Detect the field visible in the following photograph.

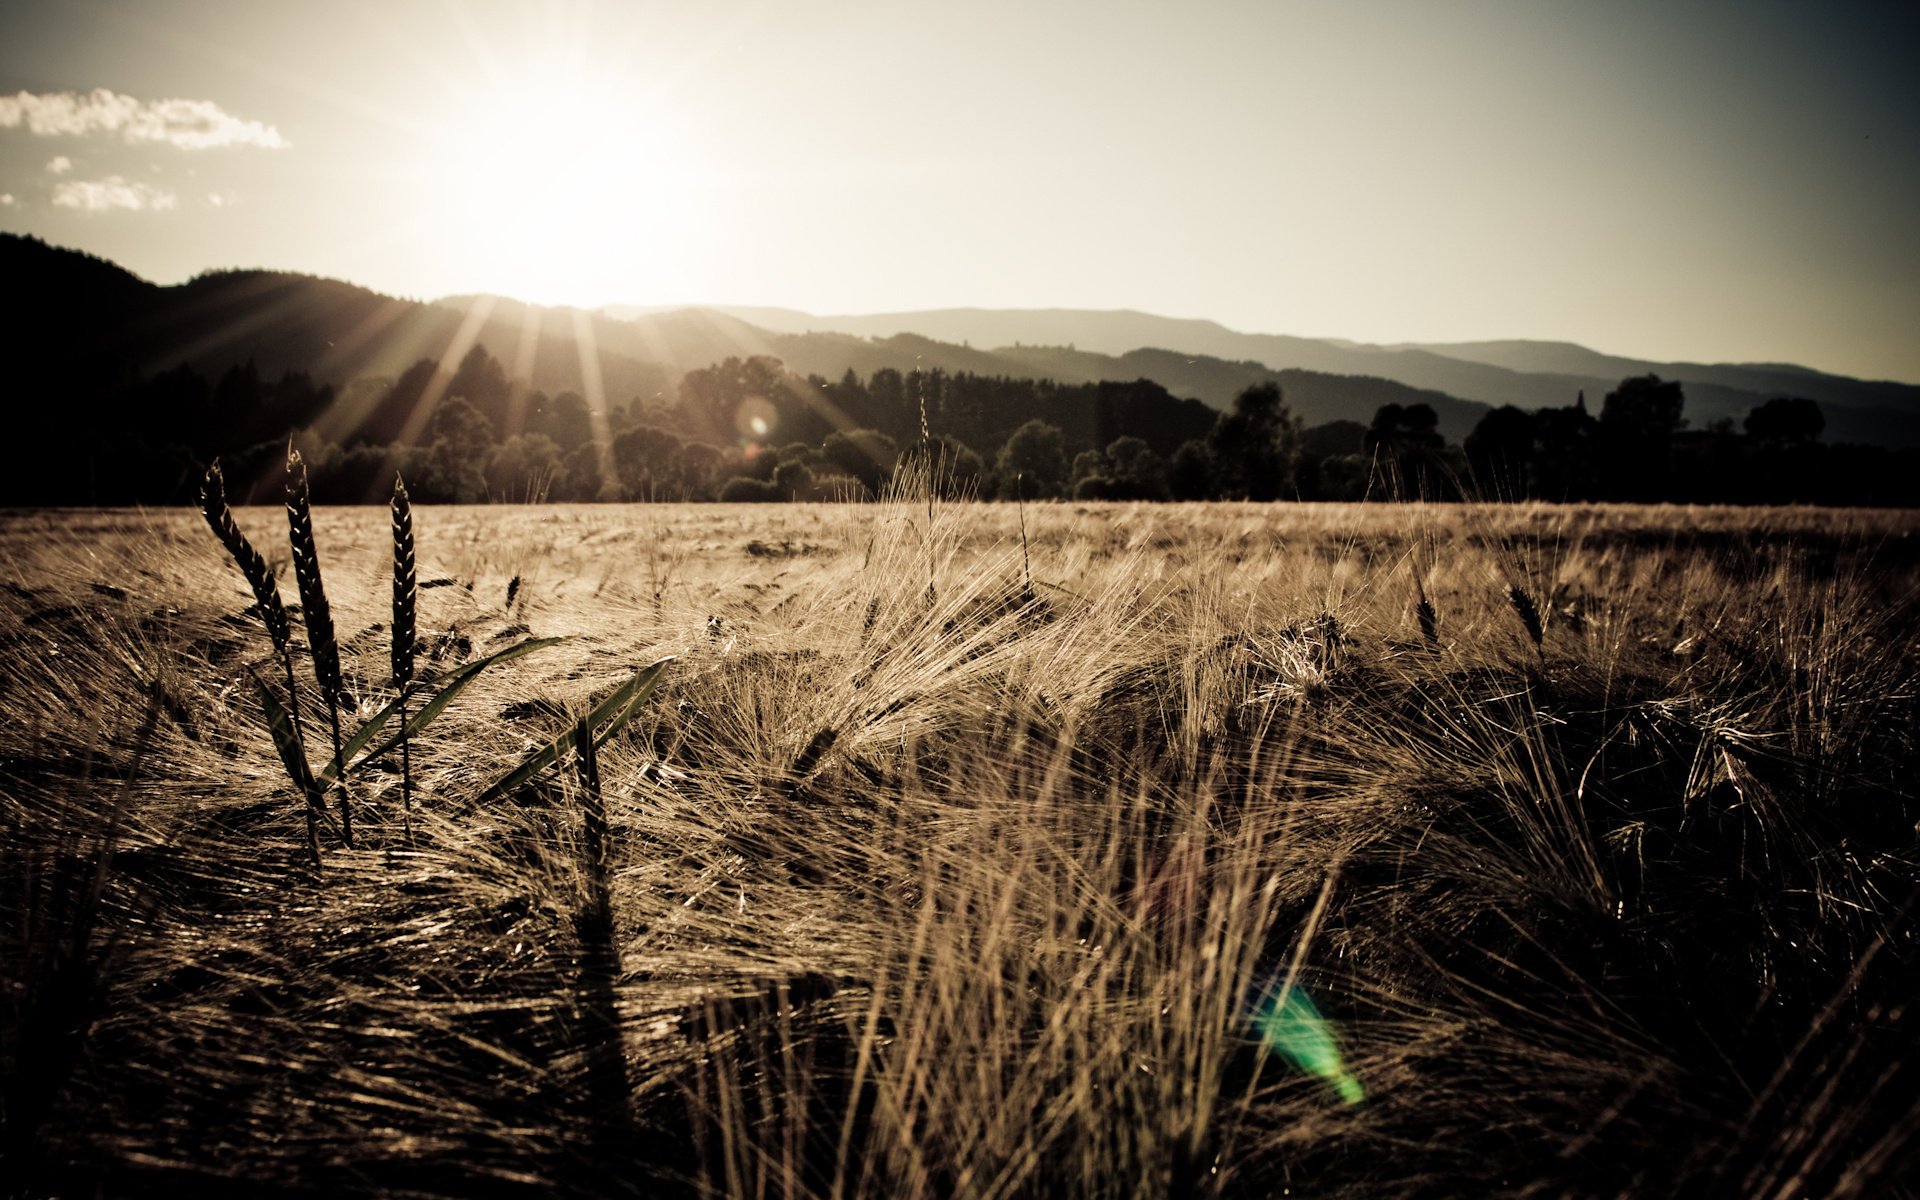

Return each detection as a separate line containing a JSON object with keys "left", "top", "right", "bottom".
{"left": 4, "top": 495, "right": 1918, "bottom": 1198}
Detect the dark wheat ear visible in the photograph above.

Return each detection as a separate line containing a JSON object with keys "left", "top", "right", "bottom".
{"left": 200, "top": 461, "right": 291, "bottom": 655}
{"left": 1412, "top": 569, "right": 1439, "bottom": 646}
{"left": 391, "top": 472, "right": 418, "bottom": 842}
{"left": 391, "top": 474, "right": 417, "bottom": 689}
{"left": 1506, "top": 583, "right": 1545, "bottom": 648}
{"left": 285, "top": 447, "right": 343, "bottom": 703}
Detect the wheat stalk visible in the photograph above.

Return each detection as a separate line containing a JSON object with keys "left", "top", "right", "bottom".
{"left": 391, "top": 473, "right": 417, "bottom": 842}
{"left": 286, "top": 445, "right": 352, "bottom": 847}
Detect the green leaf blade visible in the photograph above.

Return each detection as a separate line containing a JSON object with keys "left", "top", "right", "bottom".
{"left": 473, "top": 657, "right": 672, "bottom": 808}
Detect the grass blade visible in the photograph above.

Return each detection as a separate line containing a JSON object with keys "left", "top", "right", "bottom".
{"left": 318, "top": 636, "right": 565, "bottom": 788}
{"left": 473, "top": 657, "right": 672, "bottom": 808}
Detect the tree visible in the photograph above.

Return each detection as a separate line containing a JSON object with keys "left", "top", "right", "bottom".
{"left": 611, "top": 424, "right": 685, "bottom": 500}
{"left": 532, "top": 390, "right": 595, "bottom": 454}
{"left": 1167, "top": 440, "right": 1215, "bottom": 500}
{"left": 1744, "top": 397, "right": 1823, "bottom": 445}
{"left": 559, "top": 441, "right": 609, "bottom": 501}
{"left": 1530, "top": 402, "right": 1599, "bottom": 500}
{"left": 421, "top": 397, "right": 495, "bottom": 502}
{"left": 677, "top": 442, "right": 726, "bottom": 500}
{"left": 1103, "top": 436, "right": 1168, "bottom": 500}
{"left": 822, "top": 428, "right": 899, "bottom": 496}
{"left": 486, "top": 433, "right": 562, "bottom": 502}
{"left": 449, "top": 343, "right": 512, "bottom": 431}
{"left": 773, "top": 458, "right": 813, "bottom": 499}
{"left": 904, "top": 434, "right": 986, "bottom": 498}
{"left": 1464, "top": 405, "right": 1536, "bottom": 498}
{"left": 1069, "top": 449, "right": 1109, "bottom": 489}
{"left": 1207, "top": 382, "right": 1300, "bottom": 500}
{"left": 719, "top": 476, "right": 783, "bottom": 502}
{"left": 1598, "top": 375, "right": 1686, "bottom": 499}
{"left": 1363, "top": 403, "right": 1446, "bottom": 499}
{"left": 996, "top": 420, "right": 1069, "bottom": 497}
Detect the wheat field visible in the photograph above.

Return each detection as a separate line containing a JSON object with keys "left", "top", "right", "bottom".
{"left": 3, "top": 492, "right": 1917, "bottom": 1198}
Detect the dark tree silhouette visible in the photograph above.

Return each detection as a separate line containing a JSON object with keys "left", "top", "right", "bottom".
{"left": 1207, "top": 382, "right": 1300, "bottom": 500}
{"left": 822, "top": 429, "right": 900, "bottom": 496}
{"left": 1599, "top": 375, "right": 1686, "bottom": 500}
{"left": 1531, "top": 400, "right": 1600, "bottom": 500}
{"left": 1100, "top": 436, "right": 1169, "bottom": 499}
{"left": 1745, "top": 397, "right": 1824, "bottom": 445}
{"left": 1465, "top": 405, "right": 1538, "bottom": 497}
{"left": 903, "top": 434, "right": 986, "bottom": 498}
{"left": 997, "top": 420, "right": 1070, "bottom": 498}
{"left": 1167, "top": 440, "right": 1214, "bottom": 500}
{"left": 1365, "top": 403, "right": 1447, "bottom": 499}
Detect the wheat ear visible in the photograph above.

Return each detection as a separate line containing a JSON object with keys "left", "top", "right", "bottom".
{"left": 201, "top": 461, "right": 307, "bottom": 737}
{"left": 201, "top": 462, "right": 291, "bottom": 655}
{"left": 391, "top": 473, "right": 417, "bottom": 842}
{"left": 1506, "top": 583, "right": 1545, "bottom": 649}
{"left": 287, "top": 446, "right": 353, "bottom": 847}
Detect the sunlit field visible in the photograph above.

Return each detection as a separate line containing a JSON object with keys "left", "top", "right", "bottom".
{"left": 4, "top": 493, "right": 1918, "bottom": 1198}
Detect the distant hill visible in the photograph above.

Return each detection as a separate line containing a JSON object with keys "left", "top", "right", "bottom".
{"left": 0, "top": 235, "right": 677, "bottom": 408}
{"left": 678, "top": 306, "right": 1920, "bottom": 446}
{"left": 3, "top": 235, "right": 1500, "bottom": 443}
{"left": 9, "top": 233, "right": 1917, "bottom": 454}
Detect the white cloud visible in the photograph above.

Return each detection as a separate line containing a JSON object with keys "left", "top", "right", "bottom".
{"left": 51, "top": 175, "right": 178, "bottom": 213}
{"left": 0, "top": 88, "right": 288, "bottom": 150}
{"left": 47, "top": 155, "right": 72, "bottom": 175}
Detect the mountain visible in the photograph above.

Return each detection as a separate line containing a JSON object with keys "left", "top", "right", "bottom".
{"left": 9, "top": 233, "right": 1917, "bottom": 456}
{"left": 5, "top": 234, "right": 1501, "bottom": 442}
{"left": 680, "top": 306, "right": 1920, "bottom": 446}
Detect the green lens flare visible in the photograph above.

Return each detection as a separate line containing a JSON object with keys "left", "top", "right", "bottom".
{"left": 1252, "top": 985, "right": 1365, "bottom": 1105}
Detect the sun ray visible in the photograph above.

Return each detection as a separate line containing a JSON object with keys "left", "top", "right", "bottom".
{"left": 389, "top": 293, "right": 497, "bottom": 450}
{"left": 505, "top": 300, "right": 543, "bottom": 439}
{"left": 570, "top": 307, "right": 617, "bottom": 492}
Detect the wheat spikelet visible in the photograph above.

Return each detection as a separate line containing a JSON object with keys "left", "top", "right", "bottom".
{"left": 391, "top": 473, "right": 417, "bottom": 842}
{"left": 390, "top": 475, "right": 417, "bottom": 689}
{"left": 286, "top": 446, "right": 352, "bottom": 846}
{"left": 1507, "top": 583, "right": 1545, "bottom": 648}
{"left": 285, "top": 447, "right": 343, "bottom": 703}
{"left": 1412, "top": 568, "right": 1439, "bottom": 646}
{"left": 198, "top": 462, "right": 290, "bottom": 655}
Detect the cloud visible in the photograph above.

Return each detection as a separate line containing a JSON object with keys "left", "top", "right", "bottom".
{"left": 0, "top": 194, "right": 14, "bottom": 207}
{"left": 47, "top": 155, "right": 72, "bottom": 174}
{"left": 51, "top": 175, "right": 178, "bottom": 213}
{"left": 0, "top": 88, "right": 288, "bottom": 150}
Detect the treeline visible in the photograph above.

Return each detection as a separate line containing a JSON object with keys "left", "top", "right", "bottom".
{"left": 5, "top": 343, "right": 1917, "bottom": 505}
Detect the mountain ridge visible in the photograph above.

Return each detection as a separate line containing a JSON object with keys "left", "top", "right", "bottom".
{"left": 647, "top": 304, "right": 1920, "bottom": 443}
{"left": 7, "top": 234, "right": 1917, "bottom": 448}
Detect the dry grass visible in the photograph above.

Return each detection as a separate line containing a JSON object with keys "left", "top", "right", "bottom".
{"left": 2, "top": 495, "right": 1918, "bottom": 1198}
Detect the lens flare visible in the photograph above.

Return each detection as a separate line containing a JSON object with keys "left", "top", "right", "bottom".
{"left": 733, "top": 396, "right": 778, "bottom": 443}
{"left": 1251, "top": 985, "right": 1364, "bottom": 1105}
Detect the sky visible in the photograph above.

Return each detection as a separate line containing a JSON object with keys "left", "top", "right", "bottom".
{"left": 2, "top": 0, "right": 1917, "bottom": 382}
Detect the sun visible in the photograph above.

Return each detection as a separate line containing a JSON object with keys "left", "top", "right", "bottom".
{"left": 427, "top": 70, "right": 701, "bottom": 304}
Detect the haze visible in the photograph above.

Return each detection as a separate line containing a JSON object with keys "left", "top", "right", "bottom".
{"left": 2, "top": 0, "right": 1916, "bottom": 382}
